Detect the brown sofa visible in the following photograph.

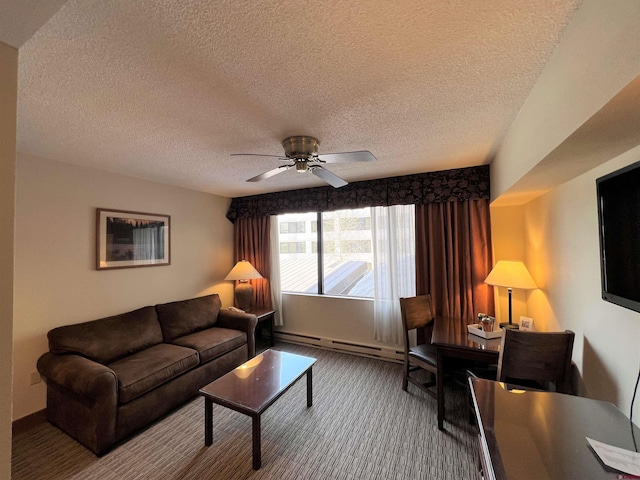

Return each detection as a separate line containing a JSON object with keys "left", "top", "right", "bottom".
{"left": 36, "top": 294, "right": 257, "bottom": 455}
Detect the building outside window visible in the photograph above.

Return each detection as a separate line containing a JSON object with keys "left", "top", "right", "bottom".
{"left": 311, "top": 219, "right": 334, "bottom": 233}
{"left": 277, "top": 208, "right": 373, "bottom": 297}
{"left": 280, "top": 221, "right": 305, "bottom": 234}
{"left": 279, "top": 242, "right": 306, "bottom": 254}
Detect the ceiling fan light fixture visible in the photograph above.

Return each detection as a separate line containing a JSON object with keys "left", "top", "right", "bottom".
{"left": 234, "top": 135, "right": 376, "bottom": 188}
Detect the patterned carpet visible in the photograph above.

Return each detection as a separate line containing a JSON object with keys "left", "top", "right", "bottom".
{"left": 12, "top": 343, "right": 478, "bottom": 479}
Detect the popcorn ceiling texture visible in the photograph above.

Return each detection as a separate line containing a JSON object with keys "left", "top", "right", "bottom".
{"left": 15, "top": 0, "right": 580, "bottom": 197}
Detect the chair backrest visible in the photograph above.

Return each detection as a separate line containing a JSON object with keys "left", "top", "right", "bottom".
{"left": 399, "top": 295, "right": 435, "bottom": 349}
{"left": 497, "top": 329, "right": 575, "bottom": 394}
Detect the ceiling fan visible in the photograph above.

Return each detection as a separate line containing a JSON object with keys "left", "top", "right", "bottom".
{"left": 231, "top": 136, "right": 376, "bottom": 188}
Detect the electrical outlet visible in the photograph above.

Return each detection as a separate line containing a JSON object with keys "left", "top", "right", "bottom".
{"left": 30, "top": 371, "right": 41, "bottom": 385}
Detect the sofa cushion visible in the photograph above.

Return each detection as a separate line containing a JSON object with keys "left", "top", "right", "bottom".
{"left": 48, "top": 306, "right": 163, "bottom": 364}
{"left": 155, "top": 294, "right": 222, "bottom": 342}
{"left": 108, "top": 343, "right": 199, "bottom": 404}
{"left": 171, "top": 327, "right": 246, "bottom": 364}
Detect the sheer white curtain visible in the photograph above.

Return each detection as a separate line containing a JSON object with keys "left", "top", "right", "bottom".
{"left": 269, "top": 216, "right": 284, "bottom": 326}
{"left": 372, "top": 204, "right": 416, "bottom": 345}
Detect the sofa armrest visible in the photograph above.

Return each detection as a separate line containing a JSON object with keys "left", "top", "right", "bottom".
{"left": 37, "top": 352, "right": 119, "bottom": 454}
{"left": 217, "top": 310, "right": 258, "bottom": 358}
{"left": 37, "top": 352, "right": 117, "bottom": 400}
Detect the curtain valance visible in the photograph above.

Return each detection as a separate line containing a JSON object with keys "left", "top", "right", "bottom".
{"left": 226, "top": 165, "right": 489, "bottom": 222}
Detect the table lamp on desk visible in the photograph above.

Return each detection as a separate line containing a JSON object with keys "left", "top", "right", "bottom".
{"left": 484, "top": 260, "right": 537, "bottom": 329}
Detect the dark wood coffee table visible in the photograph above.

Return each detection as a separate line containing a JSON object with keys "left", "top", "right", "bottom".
{"left": 199, "top": 349, "right": 316, "bottom": 469}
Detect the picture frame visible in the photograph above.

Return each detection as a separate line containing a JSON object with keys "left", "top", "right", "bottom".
{"left": 96, "top": 208, "right": 171, "bottom": 270}
{"left": 519, "top": 316, "right": 535, "bottom": 331}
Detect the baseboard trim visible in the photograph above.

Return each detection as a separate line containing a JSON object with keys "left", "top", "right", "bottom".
{"left": 274, "top": 331, "right": 403, "bottom": 363}
{"left": 13, "top": 409, "right": 47, "bottom": 434}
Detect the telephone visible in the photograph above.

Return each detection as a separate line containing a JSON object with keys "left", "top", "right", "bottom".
{"left": 226, "top": 307, "right": 245, "bottom": 313}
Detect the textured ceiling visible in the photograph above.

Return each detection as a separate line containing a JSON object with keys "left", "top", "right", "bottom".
{"left": 12, "top": 0, "right": 581, "bottom": 198}
{"left": 0, "top": 0, "right": 66, "bottom": 49}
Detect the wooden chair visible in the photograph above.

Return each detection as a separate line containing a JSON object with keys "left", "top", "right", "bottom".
{"left": 497, "top": 328, "right": 575, "bottom": 394}
{"left": 400, "top": 295, "right": 437, "bottom": 398}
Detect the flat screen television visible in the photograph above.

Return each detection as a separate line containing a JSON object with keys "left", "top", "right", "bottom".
{"left": 597, "top": 160, "right": 640, "bottom": 313}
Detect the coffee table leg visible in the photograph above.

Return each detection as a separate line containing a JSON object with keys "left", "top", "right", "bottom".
{"left": 204, "top": 398, "right": 213, "bottom": 446}
{"left": 307, "top": 367, "right": 313, "bottom": 407}
{"left": 252, "top": 414, "right": 261, "bottom": 470}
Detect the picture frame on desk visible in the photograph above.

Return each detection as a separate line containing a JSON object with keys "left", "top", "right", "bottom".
{"left": 520, "top": 316, "right": 535, "bottom": 331}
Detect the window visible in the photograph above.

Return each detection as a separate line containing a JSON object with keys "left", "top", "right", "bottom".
{"left": 340, "top": 240, "right": 371, "bottom": 253}
{"left": 311, "top": 240, "right": 335, "bottom": 254}
{"left": 279, "top": 242, "right": 306, "bottom": 253}
{"left": 280, "top": 221, "right": 305, "bottom": 234}
{"left": 277, "top": 208, "right": 373, "bottom": 297}
{"left": 311, "top": 219, "right": 335, "bottom": 233}
{"left": 339, "top": 217, "right": 371, "bottom": 230}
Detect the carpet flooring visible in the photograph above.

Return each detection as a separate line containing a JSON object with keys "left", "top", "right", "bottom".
{"left": 12, "top": 342, "right": 478, "bottom": 479}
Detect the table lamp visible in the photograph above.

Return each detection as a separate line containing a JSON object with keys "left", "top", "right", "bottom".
{"left": 484, "top": 260, "right": 537, "bottom": 329}
{"left": 224, "top": 260, "right": 263, "bottom": 311}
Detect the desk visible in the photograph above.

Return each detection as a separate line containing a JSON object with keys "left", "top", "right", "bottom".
{"left": 431, "top": 316, "right": 500, "bottom": 430}
{"left": 470, "top": 377, "right": 640, "bottom": 479}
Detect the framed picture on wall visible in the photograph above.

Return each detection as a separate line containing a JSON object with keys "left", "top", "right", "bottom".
{"left": 96, "top": 208, "right": 171, "bottom": 270}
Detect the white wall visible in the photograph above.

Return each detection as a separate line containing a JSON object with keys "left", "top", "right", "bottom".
{"left": 13, "top": 154, "right": 234, "bottom": 420}
{"left": 523, "top": 146, "right": 640, "bottom": 416}
{"left": 278, "top": 293, "right": 387, "bottom": 348}
{"left": 0, "top": 40, "right": 17, "bottom": 480}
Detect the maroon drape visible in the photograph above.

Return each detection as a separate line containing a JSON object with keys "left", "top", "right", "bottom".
{"left": 233, "top": 217, "right": 272, "bottom": 310}
{"left": 415, "top": 199, "right": 494, "bottom": 343}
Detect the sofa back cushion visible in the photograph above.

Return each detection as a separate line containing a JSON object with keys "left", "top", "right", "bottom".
{"left": 48, "top": 306, "right": 163, "bottom": 364}
{"left": 155, "top": 294, "right": 222, "bottom": 342}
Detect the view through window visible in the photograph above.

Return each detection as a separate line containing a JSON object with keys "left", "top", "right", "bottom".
{"left": 278, "top": 208, "right": 373, "bottom": 297}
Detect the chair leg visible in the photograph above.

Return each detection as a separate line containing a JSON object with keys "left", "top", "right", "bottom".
{"left": 402, "top": 357, "right": 409, "bottom": 391}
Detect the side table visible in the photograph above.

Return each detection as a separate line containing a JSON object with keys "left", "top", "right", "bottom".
{"left": 249, "top": 307, "right": 277, "bottom": 348}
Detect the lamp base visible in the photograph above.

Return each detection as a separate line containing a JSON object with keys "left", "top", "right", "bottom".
{"left": 234, "top": 282, "right": 253, "bottom": 312}
{"left": 500, "top": 322, "right": 519, "bottom": 330}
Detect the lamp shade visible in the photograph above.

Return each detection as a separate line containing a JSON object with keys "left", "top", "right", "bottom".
{"left": 224, "top": 260, "right": 263, "bottom": 311}
{"left": 224, "top": 260, "right": 263, "bottom": 281}
{"left": 484, "top": 260, "right": 537, "bottom": 290}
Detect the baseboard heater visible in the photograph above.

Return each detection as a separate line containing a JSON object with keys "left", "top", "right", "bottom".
{"left": 274, "top": 331, "right": 404, "bottom": 363}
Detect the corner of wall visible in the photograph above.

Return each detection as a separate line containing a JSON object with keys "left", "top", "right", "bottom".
{"left": 0, "top": 40, "right": 18, "bottom": 480}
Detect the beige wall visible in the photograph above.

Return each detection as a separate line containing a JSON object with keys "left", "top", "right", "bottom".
{"left": 0, "top": 41, "right": 17, "bottom": 480}
{"left": 488, "top": 0, "right": 640, "bottom": 418}
{"left": 523, "top": 145, "right": 640, "bottom": 416}
{"left": 491, "top": 0, "right": 640, "bottom": 202}
{"left": 13, "top": 154, "right": 234, "bottom": 420}
{"left": 489, "top": 205, "right": 529, "bottom": 325}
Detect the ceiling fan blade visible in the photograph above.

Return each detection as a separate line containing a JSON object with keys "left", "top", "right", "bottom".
{"left": 311, "top": 166, "right": 348, "bottom": 188}
{"left": 247, "top": 165, "right": 292, "bottom": 182}
{"left": 231, "top": 153, "right": 287, "bottom": 159}
{"left": 315, "top": 150, "right": 376, "bottom": 163}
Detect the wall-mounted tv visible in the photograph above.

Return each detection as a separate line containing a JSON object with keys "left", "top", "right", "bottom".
{"left": 597, "top": 160, "right": 640, "bottom": 313}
